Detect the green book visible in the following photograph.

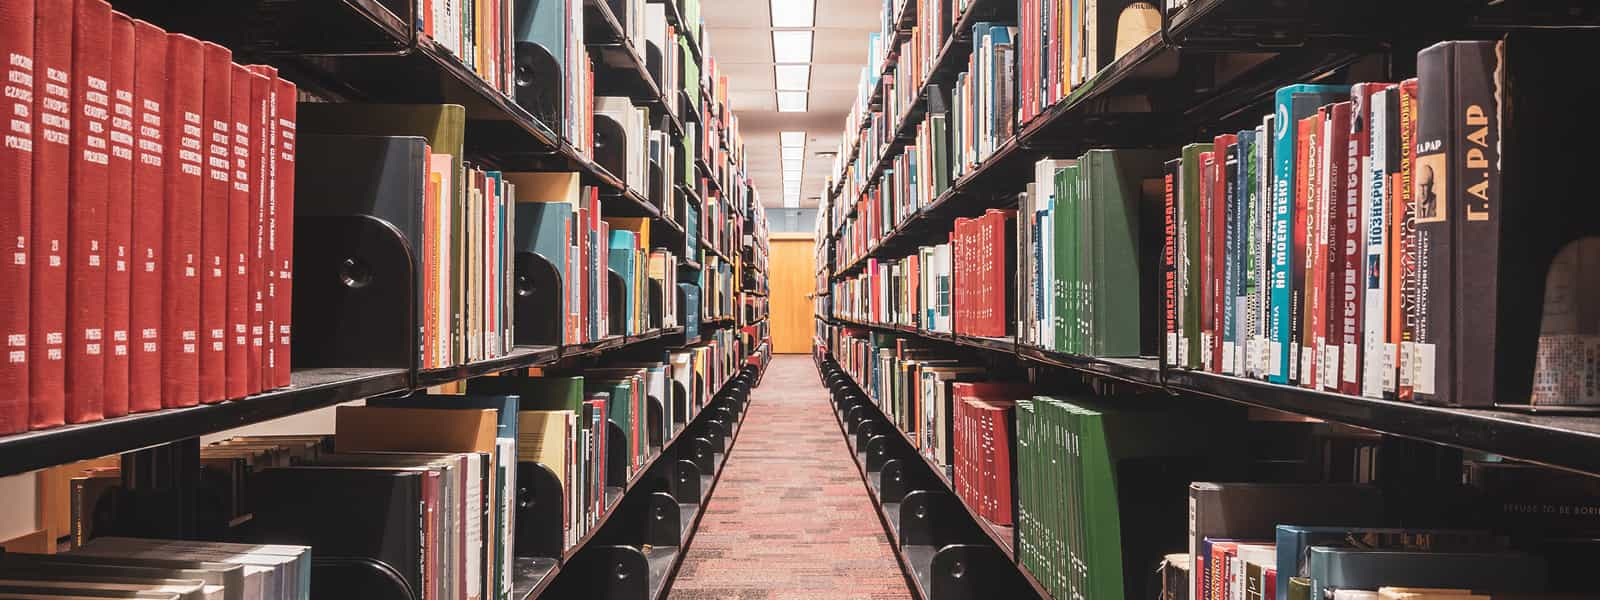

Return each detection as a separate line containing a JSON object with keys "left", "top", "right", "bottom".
{"left": 1081, "top": 149, "right": 1168, "bottom": 357}
{"left": 1179, "top": 143, "right": 1214, "bottom": 369}
{"left": 469, "top": 375, "right": 585, "bottom": 413}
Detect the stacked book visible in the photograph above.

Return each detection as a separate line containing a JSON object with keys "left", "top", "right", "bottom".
{"left": 0, "top": 536, "right": 311, "bottom": 599}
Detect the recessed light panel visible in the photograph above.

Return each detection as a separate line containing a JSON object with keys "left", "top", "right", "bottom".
{"left": 771, "top": 31, "right": 813, "bottom": 64}
{"left": 780, "top": 131, "right": 806, "bottom": 147}
{"left": 774, "top": 65, "right": 810, "bottom": 91}
{"left": 776, "top": 91, "right": 807, "bottom": 112}
{"left": 770, "top": 0, "right": 815, "bottom": 27}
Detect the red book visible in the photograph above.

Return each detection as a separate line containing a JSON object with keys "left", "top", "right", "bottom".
{"left": 1308, "top": 107, "right": 1331, "bottom": 391}
{"left": 1295, "top": 113, "right": 1320, "bottom": 389}
{"left": 247, "top": 65, "right": 278, "bottom": 392}
{"left": 64, "top": 0, "right": 112, "bottom": 424}
{"left": 0, "top": 0, "right": 34, "bottom": 433}
{"left": 271, "top": 76, "right": 294, "bottom": 388}
{"left": 245, "top": 65, "right": 274, "bottom": 394}
{"left": 1394, "top": 79, "right": 1420, "bottom": 401}
{"left": 1322, "top": 102, "right": 1353, "bottom": 393}
{"left": 421, "top": 147, "right": 437, "bottom": 369}
{"left": 103, "top": 13, "right": 134, "bottom": 418}
{"left": 160, "top": 32, "right": 203, "bottom": 409}
{"left": 31, "top": 0, "right": 73, "bottom": 429}
{"left": 1211, "top": 133, "right": 1237, "bottom": 374}
{"left": 128, "top": 20, "right": 166, "bottom": 413}
{"left": 198, "top": 42, "right": 231, "bottom": 404}
{"left": 226, "top": 64, "right": 256, "bottom": 398}
{"left": 1197, "top": 151, "right": 1215, "bottom": 373}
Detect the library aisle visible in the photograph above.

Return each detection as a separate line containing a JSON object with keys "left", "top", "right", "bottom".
{"left": 669, "top": 356, "right": 912, "bottom": 600}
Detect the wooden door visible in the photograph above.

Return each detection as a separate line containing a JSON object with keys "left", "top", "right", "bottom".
{"left": 768, "top": 233, "right": 815, "bottom": 353}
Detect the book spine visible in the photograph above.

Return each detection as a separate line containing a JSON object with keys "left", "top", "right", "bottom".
{"left": 259, "top": 67, "right": 278, "bottom": 389}
{"left": 1222, "top": 139, "right": 1239, "bottom": 375}
{"left": 1255, "top": 118, "right": 1273, "bottom": 379}
{"left": 1449, "top": 41, "right": 1502, "bottom": 407}
{"left": 65, "top": 0, "right": 111, "bottom": 423}
{"left": 1394, "top": 79, "right": 1420, "bottom": 400}
{"left": 1414, "top": 44, "right": 1459, "bottom": 405}
{"left": 1199, "top": 151, "right": 1215, "bottom": 372}
{"left": 1360, "top": 85, "right": 1393, "bottom": 399}
{"left": 1293, "top": 114, "right": 1316, "bottom": 387}
{"left": 273, "top": 78, "right": 295, "bottom": 389}
{"left": 1163, "top": 160, "right": 1178, "bottom": 366}
{"left": 247, "top": 66, "right": 273, "bottom": 393}
{"left": 104, "top": 14, "right": 134, "bottom": 418}
{"left": 1341, "top": 95, "right": 1368, "bottom": 396}
{"left": 1270, "top": 95, "right": 1295, "bottom": 384}
{"left": 161, "top": 33, "right": 204, "bottom": 409}
{"left": 1322, "top": 102, "right": 1352, "bottom": 393}
{"left": 31, "top": 0, "right": 73, "bottom": 428}
{"left": 227, "top": 65, "right": 252, "bottom": 397}
{"left": 1, "top": 0, "right": 33, "bottom": 433}
{"left": 129, "top": 21, "right": 166, "bottom": 414}
{"left": 198, "top": 42, "right": 230, "bottom": 404}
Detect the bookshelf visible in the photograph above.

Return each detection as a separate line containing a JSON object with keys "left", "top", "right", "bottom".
{"left": 817, "top": 0, "right": 1600, "bottom": 475}
{"left": 816, "top": 1, "right": 1600, "bottom": 598}
{"left": 0, "top": 0, "right": 774, "bottom": 597}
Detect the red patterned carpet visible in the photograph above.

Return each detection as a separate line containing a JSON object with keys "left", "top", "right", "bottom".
{"left": 667, "top": 355, "right": 913, "bottom": 600}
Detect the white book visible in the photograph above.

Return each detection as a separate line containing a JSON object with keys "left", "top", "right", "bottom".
{"left": 1362, "top": 88, "right": 1394, "bottom": 398}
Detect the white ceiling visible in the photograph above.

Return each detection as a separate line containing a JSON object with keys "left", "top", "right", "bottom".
{"left": 702, "top": 0, "right": 880, "bottom": 208}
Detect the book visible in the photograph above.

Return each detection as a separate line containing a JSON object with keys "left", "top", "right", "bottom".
{"left": 197, "top": 41, "right": 230, "bottom": 406}
{"left": 1188, "top": 483, "right": 1382, "bottom": 600}
{"left": 64, "top": 0, "right": 111, "bottom": 423}
{"left": 160, "top": 32, "right": 204, "bottom": 409}
{"left": 1305, "top": 547, "right": 1546, "bottom": 599}
{"left": 30, "top": 0, "right": 72, "bottom": 428}
{"left": 0, "top": 0, "right": 34, "bottom": 433}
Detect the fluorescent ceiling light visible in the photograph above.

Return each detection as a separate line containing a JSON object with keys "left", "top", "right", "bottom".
{"left": 771, "top": 31, "right": 813, "bottom": 64}
{"left": 783, "top": 158, "right": 803, "bottom": 171}
{"left": 782, "top": 147, "right": 803, "bottom": 161}
{"left": 784, "top": 174, "right": 802, "bottom": 184}
{"left": 783, "top": 196, "right": 800, "bottom": 208}
{"left": 770, "top": 0, "right": 815, "bottom": 27}
{"left": 774, "top": 65, "right": 810, "bottom": 91}
{"left": 780, "top": 131, "right": 806, "bottom": 147}
{"left": 776, "top": 91, "right": 807, "bottom": 112}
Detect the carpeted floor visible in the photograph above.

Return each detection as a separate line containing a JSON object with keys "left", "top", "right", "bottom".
{"left": 667, "top": 355, "right": 913, "bottom": 600}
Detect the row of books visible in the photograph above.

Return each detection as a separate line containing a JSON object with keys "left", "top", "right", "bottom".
{"left": 1014, "top": 0, "right": 1160, "bottom": 126}
{"left": 699, "top": 256, "right": 735, "bottom": 322}
{"left": 823, "top": 326, "right": 1599, "bottom": 599}
{"left": 833, "top": 34, "right": 1600, "bottom": 409}
{"left": 518, "top": 0, "right": 592, "bottom": 156}
{"left": 1020, "top": 150, "right": 1165, "bottom": 358}
{"left": 1, "top": 1, "right": 297, "bottom": 434}
{"left": 415, "top": 0, "right": 517, "bottom": 97}
{"left": 65, "top": 333, "right": 750, "bottom": 600}
{"left": 1164, "top": 38, "right": 1597, "bottom": 407}
{"left": 297, "top": 104, "right": 519, "bottom": 368}
{"left": 0, "top": 536, "right": 311, "bottom": 600}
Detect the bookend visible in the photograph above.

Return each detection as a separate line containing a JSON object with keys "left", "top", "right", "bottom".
{"left": 608, "top": 269, "right": 627, "bottom": 337}
{"left": 310, "top": 556, "right": 416, "bottom": 600}
{"left": 513, "top": 38, "right": 564, "bottom": 128}
{"left": 544, "top": 545, "right": 650, "bottom": 600}
{"left": 672, "top": 459, "right": 703, "bottom": 501}
{"left": 900, "top": 490, "right": 1031, "bottom": 599}
{"left": 647, "top": 395, "right": 665, "bottom": 450}
{"left": 648, "top": 280, "right": 665, "bottom": 330}
{"left": 513, "top": 461, "right": 566, "bottom": 560}
{"left": 593, "top": 114, "right": 629, "bottom": 179}
{"left": 682, "top": 436, "right": 715, "bottom": 476}
{"left": 672, "top": 379, "right": 690, "bottom": 431}
{"left": 513, "top": 244, "right": 565, "bottom": 346}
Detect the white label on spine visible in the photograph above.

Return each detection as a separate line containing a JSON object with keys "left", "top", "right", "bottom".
{"left": 1414, "top": 342, "right": 1437, "bottom": 395}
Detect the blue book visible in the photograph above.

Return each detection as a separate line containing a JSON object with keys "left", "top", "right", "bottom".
{"left": 1268, "top": 84, "right": 1347, "bottom": 383}
{"left": 1306, "top": 547, "right": 1545, "bottom": 599}
{"left": 608, "top": 230, "right": 638, "bottom": 334}
{"left": 1274, "top": 525, "right": 1505, "bottom": 600}
{"left": 679, "top": 283, "right": 700, "bottom": 339}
